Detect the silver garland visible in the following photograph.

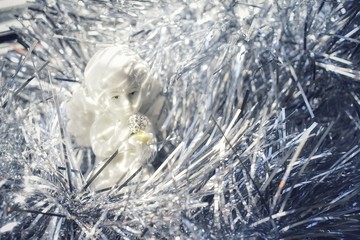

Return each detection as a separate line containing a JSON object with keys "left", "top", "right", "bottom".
{"left": 0, "top": 0, "right": 359, "bottom": 239}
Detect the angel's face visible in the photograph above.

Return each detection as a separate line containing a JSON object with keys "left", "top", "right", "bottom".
{"left": 84, "top": 46, "right": 150, "bottom": 116}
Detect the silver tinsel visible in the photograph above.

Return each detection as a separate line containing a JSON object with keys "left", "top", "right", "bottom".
{"left": 1, "top": 0, "right": 359, "bottom": 239}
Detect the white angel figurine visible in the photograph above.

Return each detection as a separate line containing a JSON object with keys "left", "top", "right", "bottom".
{"left": 66, "top": 45, "right": 157, "bottom": 191}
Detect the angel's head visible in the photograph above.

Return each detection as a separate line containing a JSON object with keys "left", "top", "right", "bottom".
{"left": 84, "top": 45, "right": 151, "bottom": 116}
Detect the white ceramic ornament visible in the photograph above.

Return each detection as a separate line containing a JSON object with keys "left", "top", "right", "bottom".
{"left": 66, "top": 45, "right": 156, "bottom": 191}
